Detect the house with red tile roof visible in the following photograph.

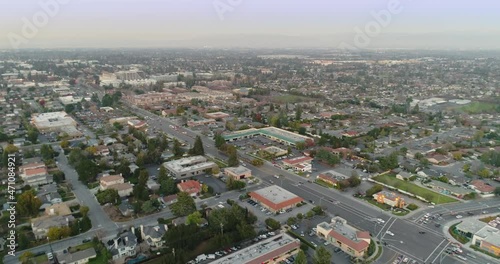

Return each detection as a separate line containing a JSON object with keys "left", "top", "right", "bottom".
{"left": 470, "top": 180, "right": 495, "bottom": 196}
{"left": 316, "top": 217, "right": 371, "bottom": 259}
{"left": 177, "top": 180, "right": 202, "bottom": 197}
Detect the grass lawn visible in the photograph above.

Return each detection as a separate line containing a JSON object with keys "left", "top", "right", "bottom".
{"left": 68, "top": 242, "right": 94, "bottom": 253}
{"left": 372, "top": 174, "right": 457, "bottom": 204}
{"left": 459, "top": 102, "right": 499, "bottom": 114}
{"left": 479, "top": 215, "right": 499, "bottom": 223}
{"left": 392, "top": 208, "right": 410, "bottom": 216}
{"left": 362, "top": 197, "right": 392, "bottom": 211}
{"left": 33, "top": 254, "right": 48, "bottom": 263}
{"left": 315, "top": 179, "right": 334, "bottom": 188}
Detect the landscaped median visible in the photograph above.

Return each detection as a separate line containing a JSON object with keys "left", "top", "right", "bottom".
{"left": 372, "top": 174, "right": 457, "bottom": 204}
{"left": 287, "top": 231, "right": 317, "bottom": 249}
{"left": 448, "top": 222, "right": 470, "bottom": 244}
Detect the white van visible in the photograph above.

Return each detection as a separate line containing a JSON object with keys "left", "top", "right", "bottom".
{"left": 207, "top": 254, "right": 216, "bottom": 259}
{"left": 196, "top": 254, "right": 207, "bottom": 262}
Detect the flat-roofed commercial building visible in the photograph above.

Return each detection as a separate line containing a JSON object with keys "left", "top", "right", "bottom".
{"left": 249, "top": 185, "right": 303, "bottom": 212}
{"left": 163, "top": 156, "right": 217, "bottom": 178}
{"left": 31, "top": 111, "right": 77, "bottom": 133}
{"left": 211, "top": 233, "right": 300, "bottom": 264}
{"left": 222, "top": 127, "right": 312, "bottom": 146}
{"left": 316, "top": 217, "right": 371, "bottom": 259}
{"left": 472, "top": 225, "right": 500, "bottom": 256}
{"left": 224, "top": 166, "right": 251, "bottom": 180}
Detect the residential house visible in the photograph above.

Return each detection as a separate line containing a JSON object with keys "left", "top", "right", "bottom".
{"left": 100, "top": 175, "right": 133, "bottom": 197}
{"left": 19, "top": 162, "right": 53, "bottom": 187}
{"left": 158, "top": 194, "right": 177, "bottom": 206}
{"left": 140, "top": 224, "right": 168, "bottom": 249}
{"left": 107, "top": 231, "right": 138, "bottom": 260}
{"left": 45, "top": 203, "right": 72, "bottom": 216}
{"left": 118, "top": 200, "right": 134, "bottom": 217}
{"left": 470, "top": 180, "right": 495, "bottom": 197}
{"left": 31, "top": 215, "right": 75, "bottom": 239}
{"left": 58, "top": 248, "right": 97, "bottom": 264}
{"left": 95, "top": 145, "right": 110, "bottom": 156}
{"left": 373, "top": 191, "right": 405, "bottom": 208}
{"left": 177, "top": 180, "right": 202, "bottom": 197}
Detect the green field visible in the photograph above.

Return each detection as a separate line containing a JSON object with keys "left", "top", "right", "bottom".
{"left": 372, "top": 174, "right": 458, "bottom": 204}
{"left": 459, "top": 102, "right": 499, "bottom": 114}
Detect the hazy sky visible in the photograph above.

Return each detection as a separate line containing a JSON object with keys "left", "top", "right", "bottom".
{"left": 1, "top": 0, "right": 500, "bottom": 49}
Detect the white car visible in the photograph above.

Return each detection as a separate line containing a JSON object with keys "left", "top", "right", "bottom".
{"left": 376, "top": 218, "right": 385, "bottom": 224}
{"left": 47, "top": 252, "right": 54, "bottom": 260}
{"left": 311, "top": 242, "right": 317, "bottom": 248}
{"left": 385, "top": 231, "right": 394, "bottom": 236}
{"left": 456, "top": 215, "right": 463, "bottom": 219}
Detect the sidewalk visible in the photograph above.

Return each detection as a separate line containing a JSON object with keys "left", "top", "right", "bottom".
{"left": 441, "top": 214, "right": 499, "bottom": 263}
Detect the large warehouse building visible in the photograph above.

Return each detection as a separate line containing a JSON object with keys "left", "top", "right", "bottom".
{"left": 163, "top": 156, "right": 217, "bottom": 178}
{"left": 249, "top": 185, "right": 304, "bottom": 212}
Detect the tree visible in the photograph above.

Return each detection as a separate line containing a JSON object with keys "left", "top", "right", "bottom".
{"left": 295, "top": 250, "right": 307, "bottom": 264}
{"left": 189, "top": 136, "right": 205, "bottom": 155}
{"left": 19, "top": 251, "right": 34, "bottom": 264}
{"left": 265, "top": 218, "right": 281, "bottom": 230}
{"left": 172, "top": 138, "right": 183, "bottom": 157}
{"left": 60, "top": 140, "right": 70, "bottom": 149}
{"left": 298, "top": 126, "right": 307, "bottom": 135}
{"left": 161, "top": 177, "right": 178, "bottom": 195}
{"left": 80, "top": 205, "right": 89, "bottom": 217}
{"left": 365, "top": 184, "right": 383, "bottom": 197}
{"left": 40, "top": 144, "right": 55, "bottom": 161}
{"left": 171, "top": 192, "right": 196, "bottom": 216}
{"left": 494, "top": 187, "right": 500, "bottom": 196}
{"left": 18, "top": 190, "right": 42, "bottom": 217}
{"left": 227, "top": 145, "right": 239, "bottom": 167}
{"left": 186, "top": 211, "right": 204, "bottom": 225}
{"left": 134, "top": 170, "right": 149, "bottom": 201}
{"left": 101, "top": 94, "right": 114, "bottom": 107}
{"left": 463, "top": 163, "right": 471, "bottom": 172}
{"left": 226, "top": 177, "right": 246, "bottom": 190}
{"left": 96, "top": 189, "right": 120, "bottom": 205}
{"left": 400, "top": 147, "right": 408, "bottom": 156}
{"left": 348, "top": 172, "right": 361, "bottom": 187}
{"left": 313, "top": 246, "right": 332, "bottom": 264}
{"left": 414, "top": 152, "right": 424, "bottom": 160}
{"left": 214, "top": 134, "right": 226, "bottom": 149}
{"left": 141, "top": 200, "right": 157, "bottom": 214}
{"left": 295, "top": 105, "right": 302, "bottom": 121}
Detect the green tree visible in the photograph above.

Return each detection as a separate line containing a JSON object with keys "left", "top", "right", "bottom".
{"left": 80, "top": 205, "right": 89, "bottom": 217}
{"left": 19, "top": 251, "right": 34, "bottom": 264}
{"left": 186, "top": 211, "right": 204, "bottom": 225}
{"left": 96, "top": 189, "right": 120, "bottom": 205}
{"left": 365, "top": 184, "right": 383, "bottom": 197}
{"left": 172, "top": 138, "right": 183, "bottom": 157}
{"left": 348, "top": 173, "right": 361, "bottom": 187}
{"left": 265, "top": 218, "right": 281, "bottom": 230}
{"left": 494, "top": 187, "right": 500, "bottom": 196}
{"left": 160, "top": 177, "right": 178, "bottom": 195}
{"left": 171, "top": 192, "right": 196, "bottom": 216}
{"left": 40, "top": 144, "right": 55, "bottom": 161}
{"left": 463, "top": 163, "right": 471, "bottom": 172}
{"left": 134, "top": 170, "right": 149, "bottom": 201}
{"left": 141, "top": 200, "right": 157, "bottom": 214}
{"left": 295, "top": 250, "right": 307, "bottom": 264}
{"left": 101, "top": 94, "right": 114, "bottom": 107}
{"left": 295, "top": 105, "right": 302, "bottom": 121}
{"left": 17, "top": 190, "right": 42, "bottom": 217}
{"left": 227, "top": 145, "right": 239, "bottom": 167}
{"left": 189, "top": 136, "right": 205, "bottom": 155}
{"left": 313, "top": 246, "right": 332, "bottom": 264}
{"left": 214, "top": 134, "right": 226, "bottom": 149}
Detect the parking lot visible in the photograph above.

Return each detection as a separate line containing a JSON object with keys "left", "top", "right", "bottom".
{"left": 238, "top": 198, "right": 314, "bottom": 224}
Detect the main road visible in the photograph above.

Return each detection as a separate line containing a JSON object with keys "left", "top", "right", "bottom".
{"left": 125, "top": 103, "right": 457, "bottom": 263}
